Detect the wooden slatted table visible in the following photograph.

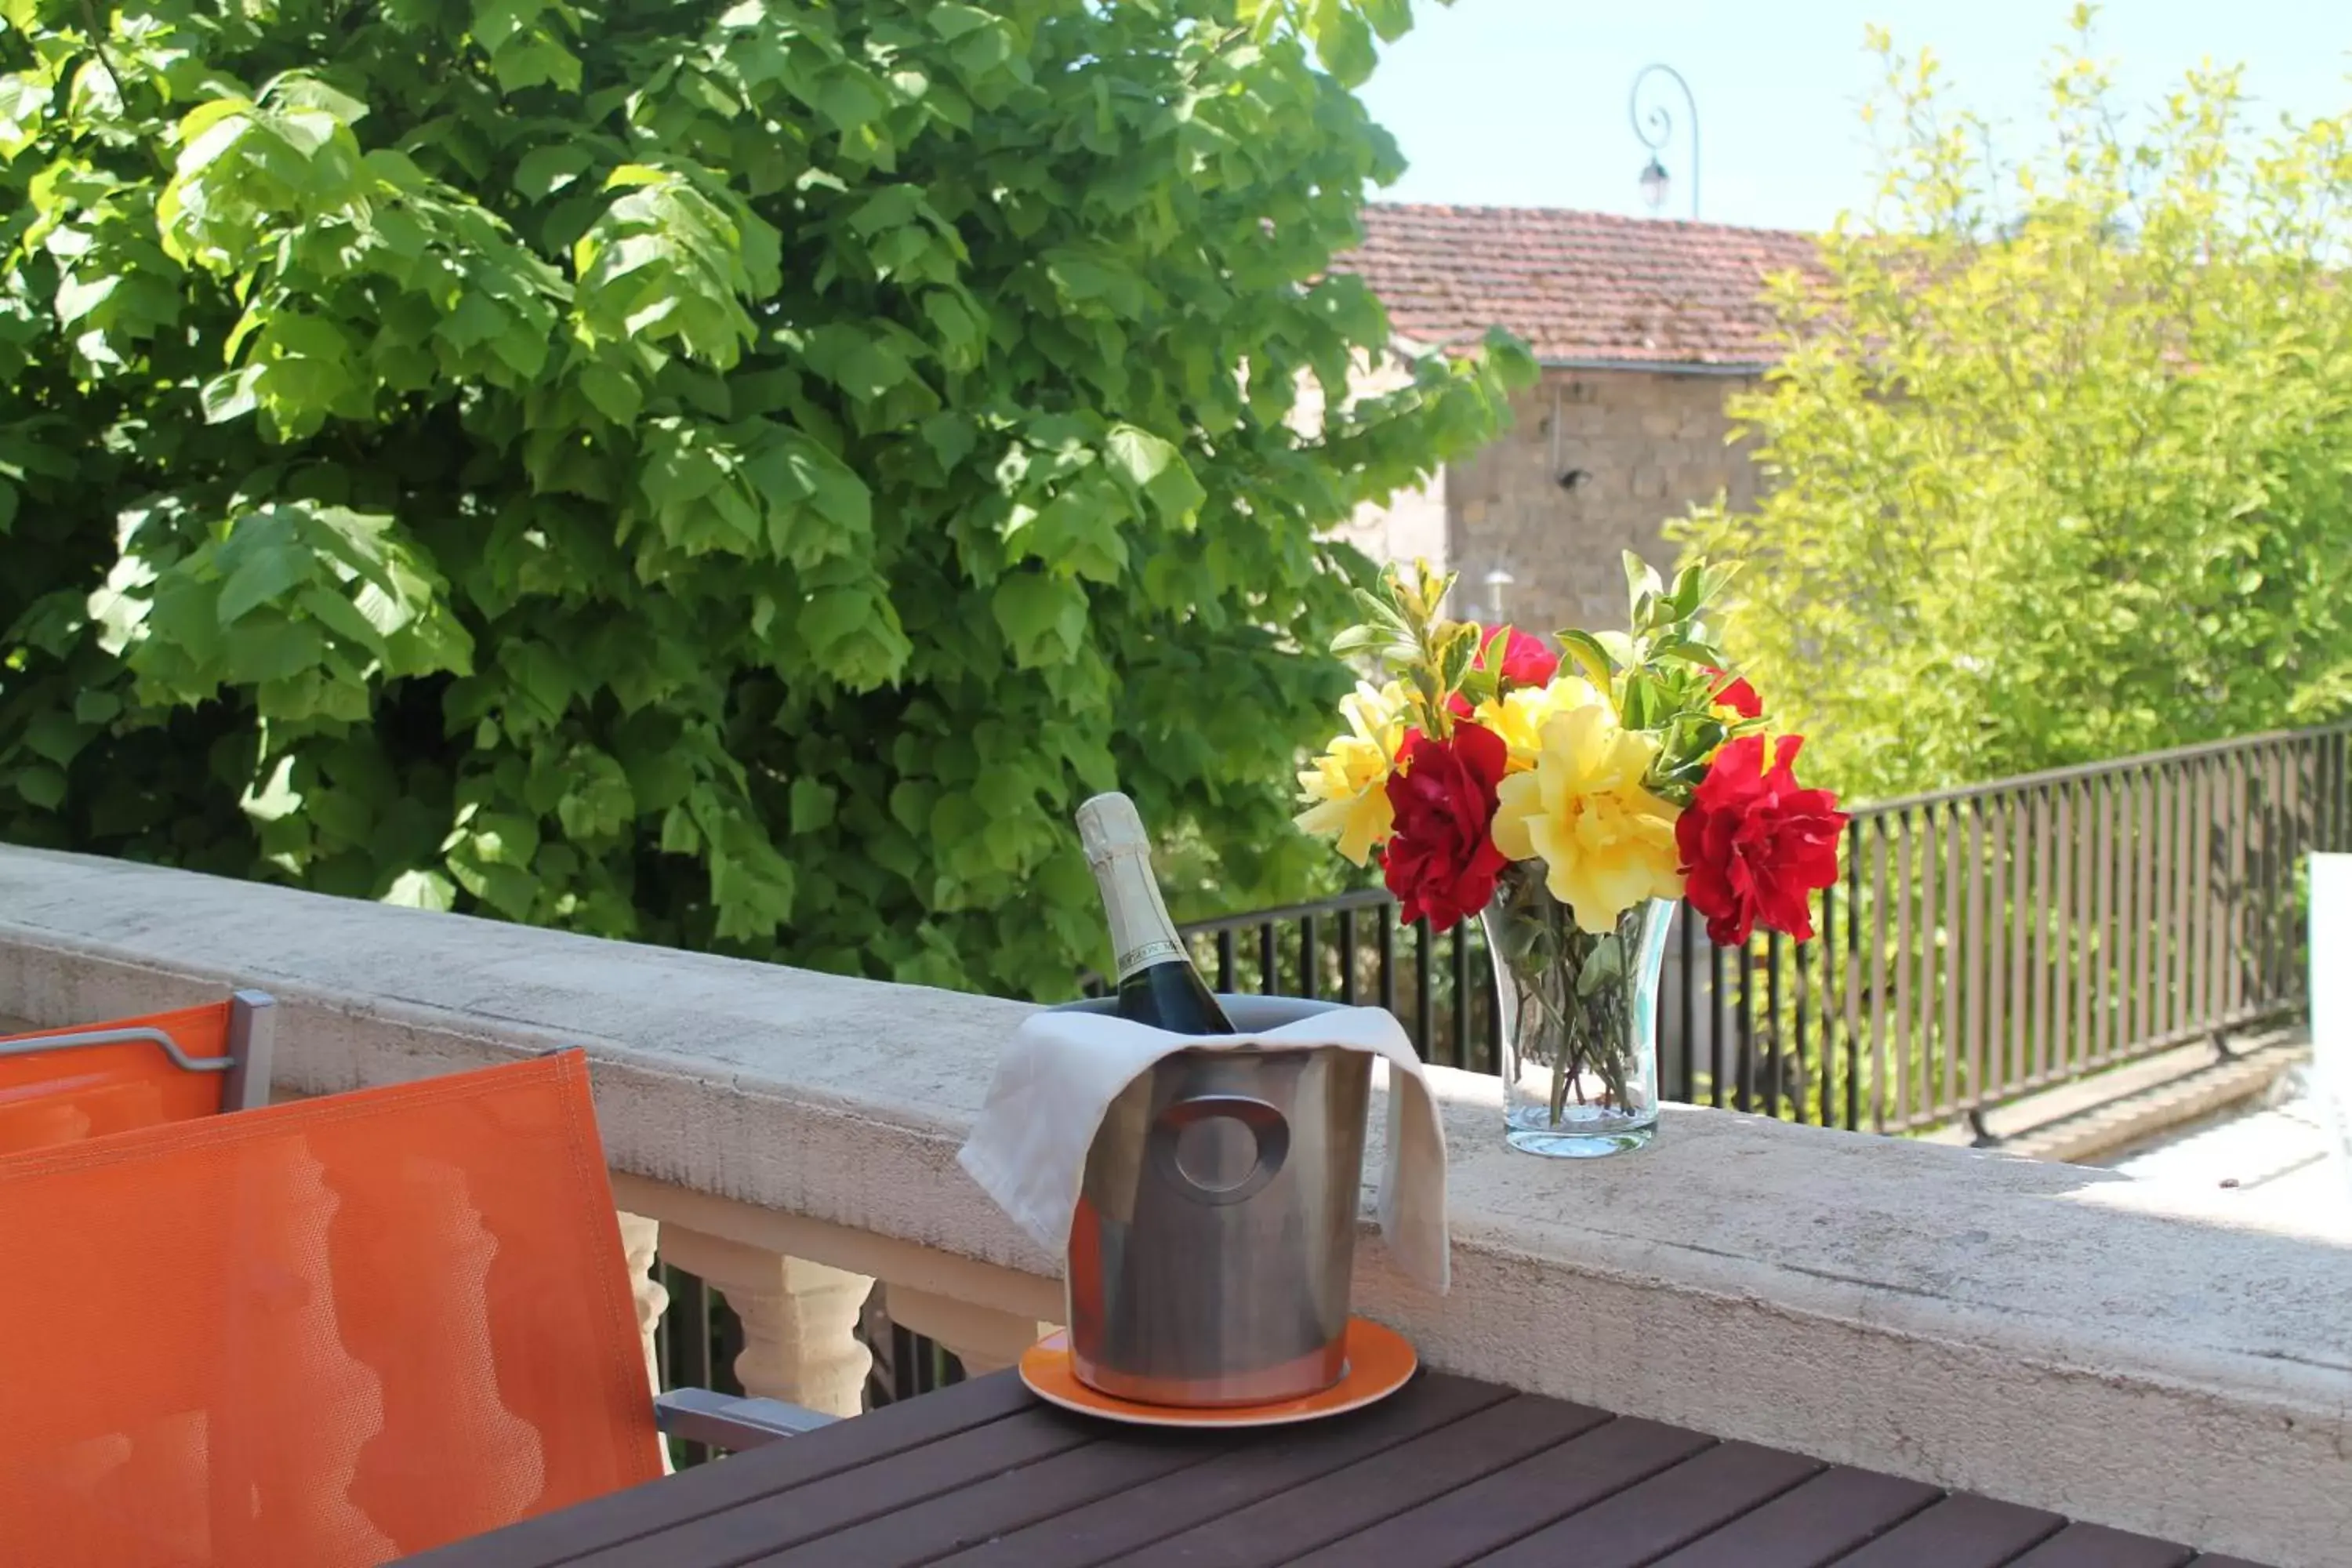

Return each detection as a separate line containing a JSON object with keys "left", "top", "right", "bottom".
{"left": 405, "top": 1370, "right": 2267, "bottom": 1568}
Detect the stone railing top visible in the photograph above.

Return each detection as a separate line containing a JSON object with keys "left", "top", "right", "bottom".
{"left": 2, "top": 844, "right": 2346, "bottom": 1565}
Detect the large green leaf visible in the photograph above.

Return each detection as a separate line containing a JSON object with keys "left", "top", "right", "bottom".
{"left": 991, "top": 573, "right": 1090, "bottom": 668}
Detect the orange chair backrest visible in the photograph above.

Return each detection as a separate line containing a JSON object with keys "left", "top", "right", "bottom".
{"left": 0, "top": 1051, "right": 662, "bottom": 1566}
{"left": 0, "top": 1001, "right": 235, "bottom": 1154}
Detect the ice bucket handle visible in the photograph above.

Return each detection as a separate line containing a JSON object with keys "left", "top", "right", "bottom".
{"left": 1146, "top": 1093, "right": 1290, "bottom": 1207}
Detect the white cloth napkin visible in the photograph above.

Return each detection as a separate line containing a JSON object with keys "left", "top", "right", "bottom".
{"left": 958, "top": 1004, "right": 1450, "bottom": 1293}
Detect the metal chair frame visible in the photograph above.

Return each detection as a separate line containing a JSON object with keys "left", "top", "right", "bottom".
{"left": 0, "top": 989, "right": 277, "bottom": 1112}
{"left": 649, "top": 1387, "right": 836, "bottom": 1449}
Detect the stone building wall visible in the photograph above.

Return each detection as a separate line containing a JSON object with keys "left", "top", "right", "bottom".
{"left": 1444, "top": 366, "right": 1762, "bottom": 636}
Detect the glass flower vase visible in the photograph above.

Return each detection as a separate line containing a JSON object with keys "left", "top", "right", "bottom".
{"left": 1483, "top": 866, "right": 1673, "bottom": 1157}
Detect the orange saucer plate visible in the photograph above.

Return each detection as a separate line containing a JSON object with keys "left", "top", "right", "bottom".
{"left": 1018, "top": 1316, "right": 1417, "bottom": 1429}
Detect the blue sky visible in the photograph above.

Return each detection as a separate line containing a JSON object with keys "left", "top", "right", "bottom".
{"left": 1356, "top": 2, "right": 2352, "bottom": 231}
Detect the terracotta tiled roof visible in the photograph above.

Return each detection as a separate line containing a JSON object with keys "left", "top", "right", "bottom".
{"left": 1334, "top": 204, "right": 1820, "bottom": 369}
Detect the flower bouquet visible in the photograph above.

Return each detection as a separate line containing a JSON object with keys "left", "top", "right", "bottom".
{"left": 1296, "top": 555, "right": 1847, "bottom": 1156}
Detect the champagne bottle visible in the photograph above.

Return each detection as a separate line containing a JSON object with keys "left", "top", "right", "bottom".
{"left": 1075, "top": 792, "right": 1237, "bottom": 1034}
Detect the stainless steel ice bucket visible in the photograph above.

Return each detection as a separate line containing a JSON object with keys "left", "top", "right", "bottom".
{"left": 1054, "top": 995, "right": 1370, "bottom": 1407}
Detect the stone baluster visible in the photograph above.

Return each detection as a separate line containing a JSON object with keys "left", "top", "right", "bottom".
{"left": 614, "top": 1210, "right": 673, "bottom": 1474}
{"left": 615, "top": 1211, "right": 669, "bottom": 1395}
{"left": 884, "top": 1285, "right": 1058, "bottom": 1377}
{"left": 656, "top": 1228, "right": 873, "bottom": 1418}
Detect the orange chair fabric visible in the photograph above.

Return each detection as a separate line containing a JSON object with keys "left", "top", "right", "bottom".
{"left": 0, "top": 1001, "right": 233, "bottom": 1156}
{"left": 0, "top": 1051, "right": 663, "bottom": 1566}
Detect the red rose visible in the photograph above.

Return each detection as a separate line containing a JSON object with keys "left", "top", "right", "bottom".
{"left": 1703, "top": 665, "right": 1762, "bottom": 719}
{"left": 1486, "top": 624, "right": 1559, "bottom": 687}
{"left": 1675, "top": 734, "right": 1846, "bottom": 946}
{"left": 1446, "top": 624, "right": 1562, "bottom": 716}
{"left": 1380, "top": 721, "right": 1511, "bottom": 934}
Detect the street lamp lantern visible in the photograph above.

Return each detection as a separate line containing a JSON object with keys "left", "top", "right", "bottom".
{"left": 1483, "top": 565, "right": 1515, "bottom": 624}
{"left": 1638, "top": 155, "right": 1671, "bottom": 212}
{"left": 1629, "top": 64, "right": 1699, "bottom": 221}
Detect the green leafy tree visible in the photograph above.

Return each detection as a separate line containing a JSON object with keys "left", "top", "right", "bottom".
{"left": 0, "top": 0, "right": 1528, "bottom": 996}
{"left": 1679, "top": 10, "right": 2352, "bottom": 803}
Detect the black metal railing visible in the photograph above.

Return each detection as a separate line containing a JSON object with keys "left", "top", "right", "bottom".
{"left": 1178, "top": 722, "right": 2352, "bottom": 1136}
{"left": 651, "top": 1262, "right": 735, "bottom": 1466}
{"left": 1178, "top": 887, "right": 1503, "bottom": 1073}
{"left": 652, "top": 1272, "right": 960, "bottom": 1462}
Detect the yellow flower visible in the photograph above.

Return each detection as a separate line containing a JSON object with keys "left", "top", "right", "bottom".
{"left": 1294, "top": 681, "right": 1409, "bottom": 866}
{"left": 1470, "top": 676, "right": 1599, "bottom": 773}
{"left": 1491, "top": 702, "right": 1685, "bottom": 933}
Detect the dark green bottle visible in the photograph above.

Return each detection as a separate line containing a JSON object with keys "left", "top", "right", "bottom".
{"left": 1075, "top": 792, "right": 1236, "bottom": 1035}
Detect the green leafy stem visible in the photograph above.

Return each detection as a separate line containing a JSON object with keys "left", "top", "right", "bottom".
{"left": 1488, "top": 865, "right": 1642, "bottom": 1123}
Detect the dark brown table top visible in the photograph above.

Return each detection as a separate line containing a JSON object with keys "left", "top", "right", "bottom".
{"left": 404, "top": 1369, "right": 2267, "bottom": 1568}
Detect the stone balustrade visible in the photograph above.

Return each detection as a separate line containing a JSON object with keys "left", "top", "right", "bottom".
{"left": 2, "top": 844, "right": 2347, "bottom": 1566}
